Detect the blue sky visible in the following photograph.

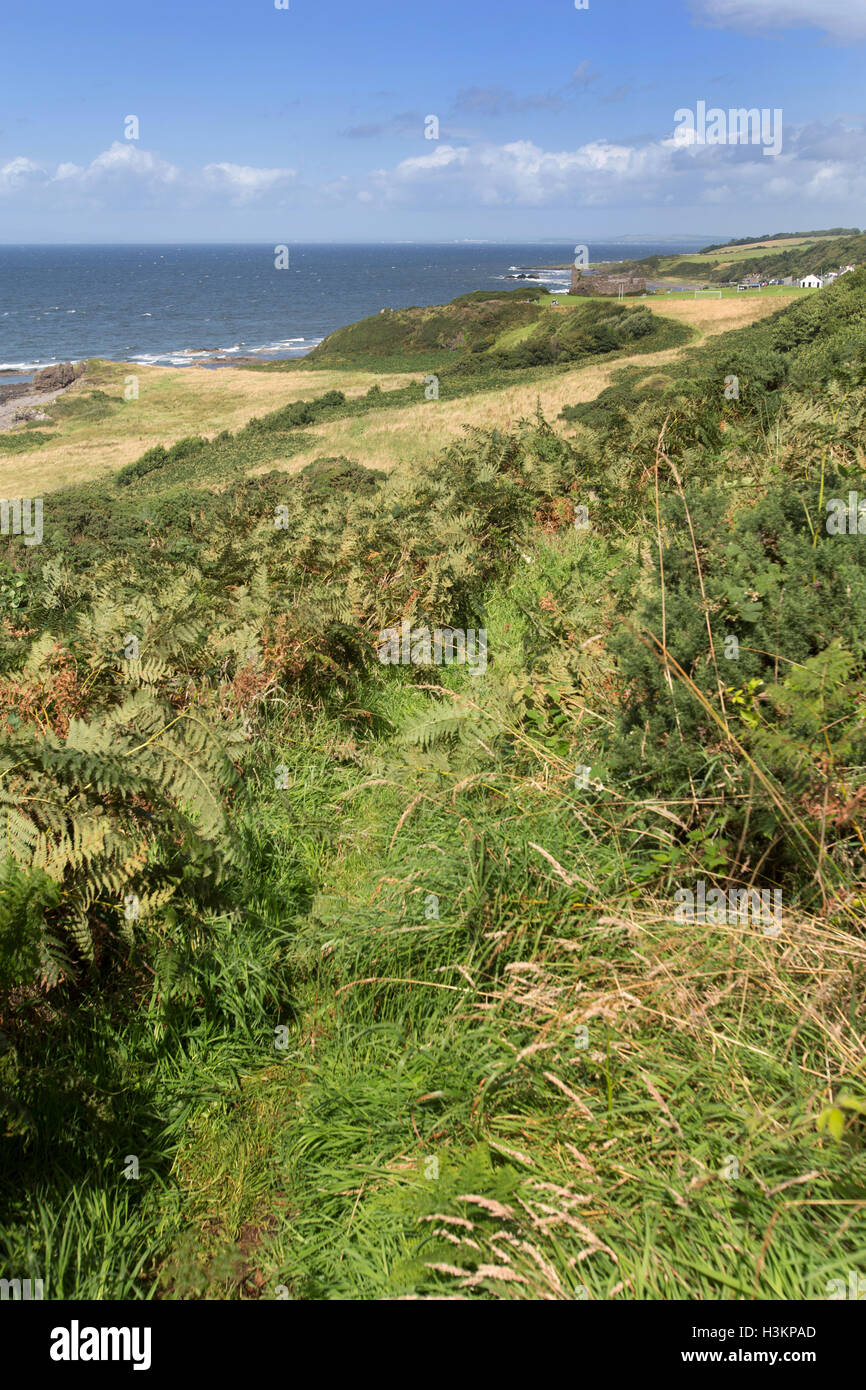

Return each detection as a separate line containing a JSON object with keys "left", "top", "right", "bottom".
{"left": 1, "top": 0, "right": 864, "bottom": 241}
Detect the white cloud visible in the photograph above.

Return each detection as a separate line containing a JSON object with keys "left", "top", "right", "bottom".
{"left": 0, "top": 143, "right": 296, "bottom": 207}
{"left": 368, "top": 139, "right": 670, "bottom": 207}
{"left": 3, "top": 125, "right": 865, "bottom": 224}
{"left": 689, "top": 0, "right": 866, "bottom": 42}
{"left": 202, "top": 162, "right": 296, "bottom": 203}
{"left": 358, "top": 121, "right": 866, "bottom": 211}
{"left": 0, "top": 156, "right": 47, "bottom": 188}
{"left": 83, "top": 141, "right": 180, "bottom": 183}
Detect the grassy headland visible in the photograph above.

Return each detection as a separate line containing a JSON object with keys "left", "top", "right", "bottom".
{"left": 597, "top": 227, "right": 865, "bottom": 287}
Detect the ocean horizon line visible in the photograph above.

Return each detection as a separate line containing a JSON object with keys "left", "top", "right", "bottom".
{"left": 0, "top": 236, "right": 719, "bottom": 248}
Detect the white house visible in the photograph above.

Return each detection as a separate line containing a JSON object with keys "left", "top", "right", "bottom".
{"left": 799, "top": 274, "right": 824, "bottom": 289}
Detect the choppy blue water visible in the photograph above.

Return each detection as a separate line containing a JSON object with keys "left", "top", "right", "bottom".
{"left": 0, "top": 242, "right": 705, "bottom": 371}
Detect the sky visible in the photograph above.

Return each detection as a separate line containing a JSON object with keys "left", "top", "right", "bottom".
{"left": 1, "top": 0, "right": 864, "bottom": 242}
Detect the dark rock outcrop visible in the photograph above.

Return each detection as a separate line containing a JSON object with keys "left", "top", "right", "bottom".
{"left": 32, "top": 361, "right": 85, "bottom": 392}
{"left": 0, "top": 382, "right": 33, "bottom": 404}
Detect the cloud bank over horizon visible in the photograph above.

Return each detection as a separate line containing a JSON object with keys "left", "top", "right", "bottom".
{"left": 0, "top": 142, "right": 298, "bottom": 208}
{"left": 2, "top": 119, "right": 863, "bottom": 238}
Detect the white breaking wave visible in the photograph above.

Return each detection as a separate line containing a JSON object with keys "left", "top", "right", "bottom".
{"left": 0, "top": 360, "right": 59, "bottom": 372}
{"left": 127, "top": 335, "right": 324, "bottom": 367}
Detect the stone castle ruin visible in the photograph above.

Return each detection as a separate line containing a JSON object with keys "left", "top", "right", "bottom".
{"left": 571, "top": 268, "right": 647, "bottom": 296}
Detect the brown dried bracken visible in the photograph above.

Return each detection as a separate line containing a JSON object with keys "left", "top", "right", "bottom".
{"left": 0, "top": 643, "right": 84, "bottom": 736}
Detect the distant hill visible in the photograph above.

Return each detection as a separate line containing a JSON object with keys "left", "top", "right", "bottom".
{"left": 671, "top": 231, "right": 866, "bottom": 283}
{"left": 601, "top": 231, "right": 866, "bottom": 286}
{"left": 700, "top": 229, "right": 860, "bottom": 253}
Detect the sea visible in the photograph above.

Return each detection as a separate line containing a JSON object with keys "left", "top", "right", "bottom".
{"left": 0, "top": 242, "right": 707, "bottom": 375}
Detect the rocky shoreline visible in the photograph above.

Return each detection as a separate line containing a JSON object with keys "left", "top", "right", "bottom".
{"left": 0, "top": 360, "right": 86, "bottom": 431}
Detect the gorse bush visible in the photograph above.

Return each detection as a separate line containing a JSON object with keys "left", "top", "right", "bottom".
{"left": 609, "top": 478, "right": 866, "bottom": 896}
{"left": 116, "top": 434, "right": 209, "bottom": 486}
{"left": 0, "top": 430, "right": 56, "bottom": 454}
{"left": 245, "top": 389, "right": 347, "bottom": 433}
{"left": 296, "top": 456, "right": 385, "bottom": 501}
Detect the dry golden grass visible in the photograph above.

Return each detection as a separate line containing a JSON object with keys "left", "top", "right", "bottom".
{"left": 639, "top": 294, "right": 792, "bottom": 333}
{"left": 265, "top": 348, "right": 683, "bottom": 478}
{"left": 1, "top": 360, "right": 421, "bottom": 495}
{"left": 266, "top": 294, "right": 780, "bottom": 478}
{"left": 2, "top": 294, "right": 782, "bottom": 493}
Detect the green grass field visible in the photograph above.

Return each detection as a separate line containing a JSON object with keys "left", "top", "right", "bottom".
{"left": 546, "top": 287, "right": 806, "bottom": 304}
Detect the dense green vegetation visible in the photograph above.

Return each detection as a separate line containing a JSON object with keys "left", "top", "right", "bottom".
{"left": 1, "top": 272, "right": 865, "bottom": 1299}
{"left": 610, "top": 230, "right": 866, "bottom": 286}
{"left": 0, "top": 431, "right": 57, "bottom": 455}
{"left": 306, "top": 285, "right": 548, "bottom": 362}
{"left": 305, "top": 284, "right": 682, "bottom": 374}
{"left": 700, "top": 229, "right": 860, "bottom": 254}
